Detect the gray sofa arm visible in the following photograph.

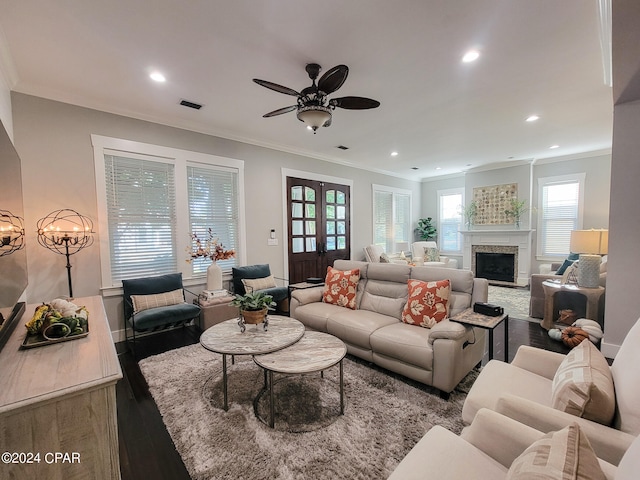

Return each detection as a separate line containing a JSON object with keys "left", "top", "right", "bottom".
{"left": 462, "top": 408, "right": 544, "bottom": 468}
{"left": 495, "top": 394, "right": 635, "bottom": 465}
{"left": 510, "top": 345, "right": 566, "bottom": 380}
{"left": 471, "top": 277, "right": 489, "bottom": 305}
{"left": 289, "top": 286, "right": 324, "bottom": 318}
{"left": 428, "top": 319, "right": 468, "bottom": 345}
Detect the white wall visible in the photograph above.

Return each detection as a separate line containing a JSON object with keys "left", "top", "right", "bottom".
{"left": 11, "top": 92, "right": 421, "bottom": 337}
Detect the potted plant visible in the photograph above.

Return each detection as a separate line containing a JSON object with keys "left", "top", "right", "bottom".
{"left": 416, "top": 217, "right": 437, "bottom": 241}
{"left": 461, "top": 201, "right": 478, "bottom": 229}
{"left": 230, "top": 290, "right": 276, "bottom": 325}
{"left": 504, "top": 199, "right": 528, "bottom": 229}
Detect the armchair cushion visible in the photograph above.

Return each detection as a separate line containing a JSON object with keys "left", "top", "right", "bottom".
{"left": 122, "top": 272, "right": 186, "bottom": 319}
{"left": 551, "top": 340, "right": 616, "bottom": 426}
{"left": 128, "top": 302, "right": 201, "bottom": 331}
{"left": 506, "top": 424, "right": 605, "bottom": 480}
{"left": 232, "top": 264, "right": 271, "bottom": 295}
{"left": 131, "top": 288, "right": 184, "bottom": 313}
{"left": 241, "top": 275, "right": 276, "bottom": 292}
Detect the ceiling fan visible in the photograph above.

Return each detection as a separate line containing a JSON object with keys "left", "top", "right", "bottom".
{"left": 253, "top": 63, "right": 380, "bottom": 133}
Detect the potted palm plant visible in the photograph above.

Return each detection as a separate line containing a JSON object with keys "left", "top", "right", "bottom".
{"left": 230, "top": 290, "right": 276, "bottom": 327}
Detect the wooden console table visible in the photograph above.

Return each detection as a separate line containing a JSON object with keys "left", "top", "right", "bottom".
{"left": 0, "top": 296, "right": 122, "bottom": 479}
{"left": 541, "top": 281, "right": 605, "bottom": 330}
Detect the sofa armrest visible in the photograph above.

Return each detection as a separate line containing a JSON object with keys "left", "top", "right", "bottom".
{"left": 462, "top": 408, "right": 544, "bottom": 468}
{"left": 428, "top": 319, "right": 468, "bottom": 345}
{"left": 495, "top": 394, "right": 635, "bottom": 465}
{"left": 412, "top": 255, "right": 424, "bottom": 264}
{"left": 290, "top": 286, "right": 323, "bottom": 306}
{"left": 471, "top": 277, "right": 489, "bottom": 305}
{"left": 511, "top": 345, "right": 566, "bottom": 379}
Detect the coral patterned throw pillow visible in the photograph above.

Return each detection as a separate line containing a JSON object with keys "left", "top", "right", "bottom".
{"left": 322, "top": 267, "right": 360, "bottom": 309}
{"left": 401, "top": 279, "right": 451, "bottom": 328}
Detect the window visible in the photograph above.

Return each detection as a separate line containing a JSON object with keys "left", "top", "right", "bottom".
{"left": 537, "top": 173, "right": 585, "bottom": 258}
{"left": 437, "top": 188, "right": 464, "bottom": 253}
{"left": 372, "top": 185, "right": 411, "bottom": 254}
{"left": 93, "top": 135, "right": 245, "bottom": 289}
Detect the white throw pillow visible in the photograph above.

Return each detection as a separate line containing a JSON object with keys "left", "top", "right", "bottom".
{"left": 242, "top": 275, "right": 277, "bottom": 292}
{"left": 131, "top": 288, "right": 184, "bottom": 313}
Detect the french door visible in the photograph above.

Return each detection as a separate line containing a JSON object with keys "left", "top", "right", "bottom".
{"left": 287, "top": 177, "right": 351, "bottom": 284}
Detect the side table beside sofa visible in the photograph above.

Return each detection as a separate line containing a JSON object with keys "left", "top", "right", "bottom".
{"left": 290, "top": 260, "right": 488, "bottom": 397}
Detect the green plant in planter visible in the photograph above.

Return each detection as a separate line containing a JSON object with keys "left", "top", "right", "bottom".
{"left": 416, "top": 217, "right": 437, "bottom": 241}
{"left": 461, "top": 201, "right": 478, "bottom": 229}
{"left": 505, "top": 199, "right": 528, "bottom": 228}
{"left": 230, "top": 291, "right": 276, "bottom": 312}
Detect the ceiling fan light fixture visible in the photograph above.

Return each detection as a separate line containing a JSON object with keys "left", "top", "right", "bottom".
{"left": 297, "top": 105, "right": 332, "bottom": 133}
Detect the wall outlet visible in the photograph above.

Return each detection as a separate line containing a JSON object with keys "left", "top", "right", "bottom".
{"left": 267, "top": 238, "right": 278, "bottom": 246}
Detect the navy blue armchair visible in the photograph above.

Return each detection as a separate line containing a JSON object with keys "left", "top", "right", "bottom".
{"left": 122, "top": 272, "right": 201, "bottom": 357}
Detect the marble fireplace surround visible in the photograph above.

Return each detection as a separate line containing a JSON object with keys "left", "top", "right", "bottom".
{"left": 460, "top": 229, "right": 534, "bottom": 286}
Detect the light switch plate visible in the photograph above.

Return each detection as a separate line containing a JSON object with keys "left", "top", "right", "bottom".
{"left": 267, "top": 238, "right": 278, "bottom": 246}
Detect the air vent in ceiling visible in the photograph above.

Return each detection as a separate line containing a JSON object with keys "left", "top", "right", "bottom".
{"left": 180, "top": 99, "right": 203, "bottom": 110}
{"left": 336, "top": 145, "right": 349, "bottom": 150}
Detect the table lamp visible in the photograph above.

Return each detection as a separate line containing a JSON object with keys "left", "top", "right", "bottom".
{"left": 569, "top": 229, "right": 608, "bottom": 288}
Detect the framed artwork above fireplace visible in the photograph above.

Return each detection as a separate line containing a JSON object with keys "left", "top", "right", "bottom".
{"left": 473, "top": 183, "right": 517, "bottom": 225}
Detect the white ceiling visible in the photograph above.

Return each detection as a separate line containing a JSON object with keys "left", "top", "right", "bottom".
{"left": 0, "top": 0, "right": 613, "bottom": 180}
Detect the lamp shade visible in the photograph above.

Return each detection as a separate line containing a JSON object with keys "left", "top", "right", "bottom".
{"left": 569, "top": 229, "right": 608, "bottom": 255}
{"left": 297, "top": 105, "right": 331, "bottom": 132}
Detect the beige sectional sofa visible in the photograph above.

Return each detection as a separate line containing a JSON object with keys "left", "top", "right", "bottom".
{"left": 290, "top": 260, "right": 489, "bottom": 396}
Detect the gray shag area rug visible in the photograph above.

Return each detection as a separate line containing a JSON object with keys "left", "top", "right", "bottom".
{"left": 488, "top": 285, "right": 534, "bottom": 321}
{"left": 139, "top": 343, "right": 478, "bottom": 480}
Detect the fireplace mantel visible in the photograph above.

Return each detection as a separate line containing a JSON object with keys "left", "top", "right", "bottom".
{"left": 460, "top": 229, "right": 535, "bottom": 286}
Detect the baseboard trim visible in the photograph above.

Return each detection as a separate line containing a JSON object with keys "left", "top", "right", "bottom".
{"left": 601, "top": 340, "right": 620, "bottom": 359}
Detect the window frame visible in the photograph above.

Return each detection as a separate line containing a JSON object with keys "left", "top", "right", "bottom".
{"left": 536, "top": 173, "right": 585, "bottom": 261}
{"left": 372, "top": 184, "right": 412, "bottom": 255}
{"left": 92, "top": 135, "right": 246, "bottom": 295}
{"left": 437, "top": 187, "right": 464, "bottom": 254}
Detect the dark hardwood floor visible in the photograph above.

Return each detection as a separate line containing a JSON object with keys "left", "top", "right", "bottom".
{"left": 115, "top": 318, "right": 571, "bottom": 480}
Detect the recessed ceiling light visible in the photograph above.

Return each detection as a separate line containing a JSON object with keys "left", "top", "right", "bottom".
{"left": 150, "top": 72, "right": 166, "bottom": 82}
{"left": 411, "top": 167, "right": 419, "bottom": 170}
{"left": 462, "top": 50, "right": 480, "bottom": 63}
{"left": 549, "top": 144, "right": 560, "bottom": 149}
{"left": 306, "top": 126, "right": 313, "bottom": 131}
{"left": 435, "top": 167, "right": 442, "bottom": 170}
{"left": 391, "top": 151, "right": 398, "bottom": 157}
{"left": 526, "top": 115, "right": 540, "bottom": 122}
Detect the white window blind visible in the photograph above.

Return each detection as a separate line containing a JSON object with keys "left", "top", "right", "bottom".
{"left": 373, "top": 186, "right": 411, "bottom": 254}
{"left": 438, "top": 189, "right": 464, "bottom": 252}
{"left": 104, "top": 154, "right": 177, "bottom": 281}
{"left": 538, "top": 175, "right": 584, "bottom": 257}
{"left": 187, "top": 165, "right": 239, "bottom": 274}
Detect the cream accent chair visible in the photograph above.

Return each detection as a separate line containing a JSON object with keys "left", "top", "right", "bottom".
{"left": 363, "top": 244, "right": 407, "bottom": 264}
{"left": 461, "top": 317, "right": 640, "bottom": 465}
{"left": 411, "top": 241, "right": 458, "bottom": 268}
{"left": 388, "top": 408, "right": 639, "bottom": 480}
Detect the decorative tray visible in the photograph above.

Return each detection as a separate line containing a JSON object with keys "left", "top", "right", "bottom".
{"left": 21, "top": 323, "right": 89, "bottom": 349}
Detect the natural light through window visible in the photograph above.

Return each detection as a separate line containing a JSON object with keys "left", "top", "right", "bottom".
{"left": 438, "top": 188, "right": 464, "bottom": 253}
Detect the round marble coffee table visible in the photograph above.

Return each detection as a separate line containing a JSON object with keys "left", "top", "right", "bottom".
{"left": 200, "top": 315, "right": 305, "bottom": 411}
{"left": 253, "top": 331, "right": 347, "bottom": 428}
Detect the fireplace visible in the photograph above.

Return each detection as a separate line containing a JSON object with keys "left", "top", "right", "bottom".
{"left": 472, "top": 245, "right": 519, "bottom": 284}
{"left": 476, "top": 252, "right": 516, "bottom": 282}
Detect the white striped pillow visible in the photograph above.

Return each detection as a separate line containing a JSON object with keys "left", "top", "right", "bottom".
{"left": 241, "top": 275, "right": 277, "bottom": 292}
{"left": 131, "top": 288, "right": 184, "bottom": 313}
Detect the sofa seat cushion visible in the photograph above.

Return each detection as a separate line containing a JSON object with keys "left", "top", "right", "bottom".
{"left": 370, "top": 322, "right": 434, "bottom": 370}
{"left": 129, "top": 302, "right": 201, "bottom": 331}
{"left": 326, "top": 310, "right": 398, "bottom": 350}
{"left": 462, "top": 359, "right": 553, "bottom": 424}
{"left": 388, "top": 425, "right": 508, "bottom": 480}
{"left": 293, "top": 302, "right": 346, "bottom": 332}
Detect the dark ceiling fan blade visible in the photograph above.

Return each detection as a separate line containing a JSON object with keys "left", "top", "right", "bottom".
{"left": 253, "top": 79, "right": 300, "bottom": 97}
{"left": 330, "top": 96, "right": 381, "bottom": 109}
{"left": 317, "top": 65, "right": 349, "bottom": 94}
{"left": 263, "top": 105, "right": 297, "bottom": 117}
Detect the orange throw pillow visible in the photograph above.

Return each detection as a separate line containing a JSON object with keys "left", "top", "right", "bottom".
{"left": 401, "top": 279, "right": 450, "bottom": 328}
{"left": 322, "top": 267, "right": 360, "bottom": 309}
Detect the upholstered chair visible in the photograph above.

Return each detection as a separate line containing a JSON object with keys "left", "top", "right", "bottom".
{"left": 461, "top": 317, "right": 640, "bottom": 465}
{"left": 389, "top": 407, "right": 638, "bottom": 480}
{"left": 410, "top": 241, "right": 458, "bottom": 268}
{"left": 231, "top": 264, "right": 289, "bottom": 312}
{"left": 363, "top": 244, "right": 408, "bottom": 264}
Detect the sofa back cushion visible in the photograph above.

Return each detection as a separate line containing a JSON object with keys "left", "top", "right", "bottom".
{"left": 610, "top": 316, "right": 640, "bottom": 435}
{"left": 359, "top": 263, "right": 411, "bottom": 318}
